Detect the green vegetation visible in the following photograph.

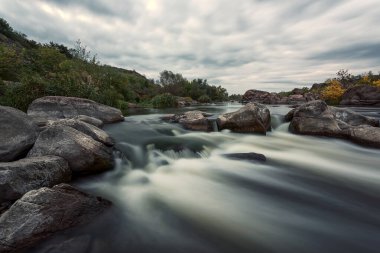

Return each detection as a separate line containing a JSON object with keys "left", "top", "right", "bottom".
{"left": 310, "top": 69, "right": 380, "bottom": 105}
{"left": 0, "top": 18, "right": 229, "bottom": 112}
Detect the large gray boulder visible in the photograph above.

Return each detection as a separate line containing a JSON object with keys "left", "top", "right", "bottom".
{"left": 48, "top": 119, "right": 114, "bottom": 146}
{"left": 288, "top": 100, "right": 380, "bottom": 148}
{"left": 0, "top": 106, "right": 38, "bottom": 162}
{"left": 0, "top": 184, "right": 111, "bottom": 253}
{"left": 27, "top": 96, "right": 124, "bottom": 124}
{"left": 0, "top": 156, "right": 70, "bottom": 203}
{"left": 28, "top": 125, "right": 114, "bottom": 175}
{"left": 178, "top": 111, "right": 210, "bottom": 131}
{"left": 217, "top": 103, "right": 271, "bottom": 134}
{"left": 340, "top": 85, "right": 380, "bottom": 106}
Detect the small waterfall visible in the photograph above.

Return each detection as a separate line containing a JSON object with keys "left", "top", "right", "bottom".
{"left": 207, "top": 116, "right": 219, "bottom": 132}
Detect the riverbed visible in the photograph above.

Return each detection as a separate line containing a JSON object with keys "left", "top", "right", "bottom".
{"left": 30, "top": 104, "right": 380, "bottom": 253}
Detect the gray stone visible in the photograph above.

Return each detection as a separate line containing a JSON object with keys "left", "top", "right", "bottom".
{"left": 217, "top": 103, "right": 271, "bottom": 134}
{"left": 0, "top": 156, "right": 70, "bottom": 203}
{"left": 178, "top": 111, "right": 209, "bottom": 131}
{"left": 28, "top": 125, "right": 114, "bottom": 175}
{"left": 0, "top": 184, "right": 111, "bottom": 253}
{"left": 289, "top": 100, "right": 380, "bottom": 148}
{"left": 340, "top": 85, "right": 380, "bottom": 106}
{"left": 73, "top": 115, "right": 104, "bottom": 128}
{"left": 0, "top": 106, "right": 38, "bottom": 162}
{"left": 48, "top": 119, "right": 114, "bottom": 146}
{"left": 27, "top": 96, "right": 124, "bottom": 124}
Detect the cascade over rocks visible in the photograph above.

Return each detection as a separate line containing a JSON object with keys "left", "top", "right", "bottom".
{"left": 0, "top": 106, "right": 38, "bottom": 162}
{"left": 27, "top": 96, "right": 124, "bottom": 124}
{"left": 0, "top": 156, "right": 70, "bottom": 204}
{"left": 0, "top": 184, "right": 111, "bottom": 253}
{"left": 28, "top": 125, "right": 114, "bottom": 174}
{"left": 286, "top": 100, "right": 380, "bottom": 148}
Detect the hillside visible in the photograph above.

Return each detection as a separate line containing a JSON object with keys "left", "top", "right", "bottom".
{"left": 0, "top": 18, "right": 228, "bottom": 112}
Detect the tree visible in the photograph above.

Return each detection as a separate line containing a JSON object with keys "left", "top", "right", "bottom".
{"left": 321, "top": 80, "right": 345, "bottom": 105}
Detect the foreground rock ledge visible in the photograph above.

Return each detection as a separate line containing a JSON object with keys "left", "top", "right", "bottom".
{"left": 286, "top": 100, "right": 380, "bottom": 148}
{"left": 0, "top": 106, "right": 38, "bottom": 162}
{"left": 0, "top": 156, "right": 71, "bottom": 203}
{"left": 0, "top": 184, "right": 111, "bottom": 253}
{"left": 27, "top": 96, "right": 124, "bottom": 124}
{"left": 28, "top": 125, "right": 114, "bottom": 174}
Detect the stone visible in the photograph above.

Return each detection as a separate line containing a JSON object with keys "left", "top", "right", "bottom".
{"left": 289, "top": 100, "right": 380, "bottom": 148}
{"left": 178, "top": 111, "right": 209, "bottom": 131}
{"left": 0, "top": 184, "right": 111, "bottom": 253}
{"left": 0, "top": 106, "right": 38, "bottom": 162}
{"left": 73, "top": 115, "right": 104, "bottom": 128}
{"left": 28, "top": 125, "right": 114, "bottom": 175}
{"left": 223, "top": 152, "right": 266, "bottom": 163}
{"left": 340, "top": 85, "right": 380, "bottom": 106}
{"left": 27, "top": 96, "right": 124, "bottom": 124}
{"left": 48, "top": 119, "right": 114, "bottom": 146}
{"left": 0, "top": 156, "right": 70, "bottom": 203}
{"left": 217, "top": 103, "right": 271, "bottom": 134}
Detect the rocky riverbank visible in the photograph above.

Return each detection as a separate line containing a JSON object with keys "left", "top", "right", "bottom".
{"left": 0, "top": 96, "right": 124, "bottom": 252}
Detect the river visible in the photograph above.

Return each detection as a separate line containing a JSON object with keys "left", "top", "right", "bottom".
{"left": 30, "top": 104, "right": 380, "bottom": 253}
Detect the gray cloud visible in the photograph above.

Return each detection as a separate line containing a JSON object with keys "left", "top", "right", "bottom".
{"left": 0, "top": 0, "right": 379, "bottom": 94}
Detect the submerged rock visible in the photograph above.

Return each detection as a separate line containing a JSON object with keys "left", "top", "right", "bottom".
{"left": 0, "top": 156, "right": 70, "bottom": 203}
{"left": 217, "top": 103, "right": 271, "bottom": 134}
{"left": 28, "top": 125, "right": 114, "bottom": 175}
{"left": 0, "top": 184, "right": 111, "bottom": 253}
{"left": 27, "top": 96, "right": 124, "bottom": 124}
{"left": 0, "top": 106, "right": 38, "bottom": 162}
{"left": 223, "top": 152, "right": 267, "bottom": 163}
{"left": 288, "top": 100, "right": 380, "bottom": 148}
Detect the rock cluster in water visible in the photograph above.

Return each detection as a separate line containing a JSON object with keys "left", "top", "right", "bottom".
{"left": 285, "top": 100, "right": 380, "bottom": 148}
{"left": 164, "top": 102, "right": 272, "bottom": 134}
{"left": 242, "top": 89, "right": 319, "bottom": 105}
{"left": 0, "top": 96, "right": 123, "bottom": 252}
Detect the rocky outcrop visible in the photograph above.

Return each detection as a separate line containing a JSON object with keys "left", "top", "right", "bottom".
{"left": 0, "top": 156, "right": 70, "bottom": 203}
{"left": 287, "top": 100, "right": 380, "bottom": 148}
{"left": 28, "top": 125, "right": 114, "bottom": 175}
{"left": 217, "top": 103, "right": 271, "bottom": 134}
{"left": 242, "top": 90, "right": 281, "bottom": 104}
{"left": 242, "top": 89, "right": 318, "bottom": 105}
{"left": 48, "top": 119, "right": 114, "bottom": 146}
{"left": 27, "top": 96, "right": 124, "bottom": 124}
{"left": 0, "top": 106, "right": 38, "bottom": 162}
{"left": 0, "top": 184, "right": 111, "bottom": 253}
{"left": 340, "top": 85, "right": 380, "bottom": 106}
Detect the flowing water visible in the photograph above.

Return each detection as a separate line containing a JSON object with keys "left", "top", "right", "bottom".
{"left": 31, "top": 104, "right": 380, "bottom": 253}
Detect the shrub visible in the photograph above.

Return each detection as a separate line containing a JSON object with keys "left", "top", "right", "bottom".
{"left": 151, "top": 93, "right": 177, "bottom": 108}
{"left": 321, "top": 80, "right": 345, "bottom": 105}
{"left": 198, "top": 94, "right": 211, "bottom": 103}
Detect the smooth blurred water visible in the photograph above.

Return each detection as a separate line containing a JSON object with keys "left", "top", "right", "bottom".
{"left": 30, "top": 103, "right": 380, "bottom": 253}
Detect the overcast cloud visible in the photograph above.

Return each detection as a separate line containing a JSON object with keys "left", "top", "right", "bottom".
{"left": 1, "top": 0, "right": 379, "bottom": 93}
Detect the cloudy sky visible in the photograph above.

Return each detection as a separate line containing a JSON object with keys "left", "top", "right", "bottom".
{"left": 1, "top": 0, "right": 379, "bottom": 93}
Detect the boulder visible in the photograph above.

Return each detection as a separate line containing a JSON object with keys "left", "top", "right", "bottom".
{"left": 178, "top": 111, "right": 209, "bottom": 131}
{"left": 0, "top": 184, "right": 111, "bottom": 252}
{"left": 288, "top": 94, "right": 307, "bottom": 104}
{"left": 27, "top": 96, "right": 124, "bottom": 124}
{"left": 217, "top": 103, "right": 271, "bottom": 134}
{"left": 48, "top": 119, "right": 114, "bottom": 146}
{"left": 289, "top": 100, "right": 380, "bottom": 148}
{"left": 242, "top": 89, "right": 280, "bottom": 104}
{"left": 0, "top": 156, "right": 70, "bottom": 203}
{"left": 340, "top": 85, "right": 380, "bottom": 106}
{"left": 73, "top": 115, "right": 104, "bottom": 128}
{"left": 0, "top": 106, "right": 38, "bottom": 162}
{"left": 28, "top": 125, "right": 114, "bottom": 175}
